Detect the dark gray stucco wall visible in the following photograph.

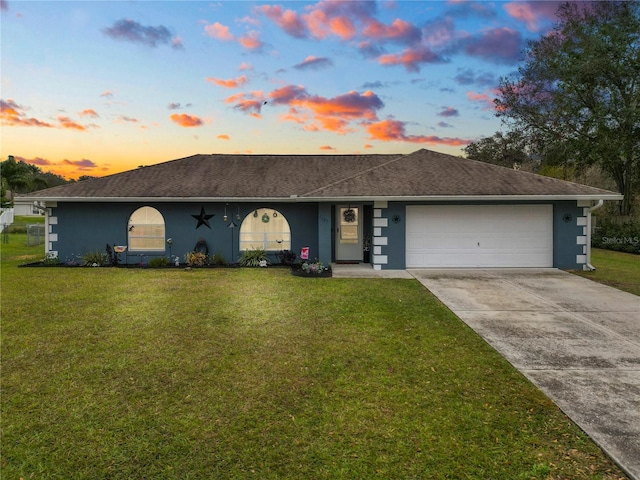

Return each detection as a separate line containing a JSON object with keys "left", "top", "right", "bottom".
{"left": 381, "top": 202, "right": 406, "bottom": 269}
{"left": 317, "top": 203, "right": 332, "bottom": 265}
{"left": 553, "top": 201, "right": 586, "bottom": 270}
{"left": 48, "top": 199, "right": 589, "bottom": 270}
{"left": 373, "top": 200, "right": 587, "bottom": 270}
{"left": 48, "top": 202, "right": 319, "bottom": 265}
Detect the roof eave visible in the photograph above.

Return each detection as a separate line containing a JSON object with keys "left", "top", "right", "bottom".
{"left": 295, "top": 194, "right": 624, "bottom": 202}
{"left": 16, "top": 195, "right": 300, "bottom": 203}
{"left": 19, "top": 193, "right": 624, "bottom": 203}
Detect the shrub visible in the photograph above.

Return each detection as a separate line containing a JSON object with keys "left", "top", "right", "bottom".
{"left": 82, "top": 250, "right": 107, "bottom": 266}
{"left": 8, "top": 224, "right": 27, "bottom": 234}
{"left": 210, "top": 251, "right": 227, "bottom": 266}
{"left": 42, "top": 252, "right": 59, "bottom": 265}
{"left": 238, "top": 248, "right": 270, "bottom": 267}
{"left": 148, "top": 257, "right": 169, "bottom": 268}
{"left": 185, "top": 251, "right": 207, "bottom": 267}
{"left": 592, "top": 218, "right": 640, "bottom": 254}
{"left": 277, "top": 249, "right": 297, "bottom": 266}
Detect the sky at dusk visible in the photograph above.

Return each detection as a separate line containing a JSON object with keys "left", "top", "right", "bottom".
{"left": 1, "top": 0, "right": 563, "bottom": 179}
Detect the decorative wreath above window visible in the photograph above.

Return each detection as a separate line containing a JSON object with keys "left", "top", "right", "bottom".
{"left": 343, "top": 209, "right": 357, "bottom": 223}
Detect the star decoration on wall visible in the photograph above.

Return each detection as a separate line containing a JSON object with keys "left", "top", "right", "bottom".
{"left": 192, "top": 207, "right": 214, "bottom": 229}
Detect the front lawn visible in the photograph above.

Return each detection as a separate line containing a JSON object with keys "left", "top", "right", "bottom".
{"left": 574, "top": 248, "right": 640, "bottom": 296}
{"left": 0, "top": 238, "right": 627, "bottom": 479}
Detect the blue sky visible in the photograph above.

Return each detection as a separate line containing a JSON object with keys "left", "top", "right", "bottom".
{"left": 1, "top": 0, "right": 562, "bottom": 178}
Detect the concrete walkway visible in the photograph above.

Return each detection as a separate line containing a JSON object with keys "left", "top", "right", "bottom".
{"left": 409, "top": 269, "right": 640, "bottom": 480}
{"left": 330, "top": 263, "right": 414, "bottom": 279}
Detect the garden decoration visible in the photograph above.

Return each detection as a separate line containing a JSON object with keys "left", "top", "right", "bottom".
{"left": 343, "top": 208, "right": 356, "bottom": 222}
{"left": 105, "top": 243, "right": 126, "bottom": 266}
{"left": 223, "top": 204, "right": 241, "bottom": 222}
{"left": 193, "top": 238, "right": 208, "bottom": 255}
{"left": 191, "top": 206, "right": 214, "bottom": 229}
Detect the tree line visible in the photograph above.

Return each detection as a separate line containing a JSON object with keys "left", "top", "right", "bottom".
{"left": 0, "top": 155, "right": 95, "bottom": 208}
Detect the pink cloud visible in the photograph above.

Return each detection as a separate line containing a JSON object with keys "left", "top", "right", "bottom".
{"left": 367, "top": 119, "right": 470, "bottom": 145}
{"left": 217, "top": 134, "right": 230, "bottom": 140}
{"left": 205, "top": 22, "right": 235, "bottom": 41}
{"left": 57, "top": 115, "right": 86, "bottom": 131}
{"left": 466, "top": 90, "right": 498, "bottom": 110}
{"left": 259, "top": 1, "right": 373, "bottom": 41}
{"left": 292, "top": 90, "right": 383, "bottom": 121}
{"left": 303, "top": 8, "right": 356, "bottom": 40}
{"left": 78, "top": 109, "right": 99, "bottom": 118}
{"left": 504, "top": 1, "right": 562, "bottom": 32}
{"left": 170, "top": 113, "right": 203, "bottom": 127}
{"left": 0, "top": 99, "right": 53, "bottom": 128}
{"left": 62, "top": 158, "right": 98, "bottom": 170}
{"left": 362, "top": 18, "right": 421, "bottom": 44}
{"left": 256, "top": 5, "right": 307, "bottom": 38}
{"left": 224, "top": 91, "right": 266, "bottom": 117}
{"left": 294, "top": 55, "right": 333, "bottom": 70}
{"left": 320, "top": 145, "right": 336, "bottom": 151}
{"left": 268, "top": 85, "right": 307, "bottom": 105}
{"left": 279, "top": 107, "right": 309, "bottom": 125}
{"left": 206, "top": 75, "right": 248, "bottom": 88}
{"left": 378, "top": 46, "right": 442, "bottom": 72}
{"left": 274, "top": 87, "right": 384, "bottom": 134}
{"left": 20, "top": 156, "right": 52, "bottom": 166}
{"left": 239, "top": 31, "right": 263, "bottom": 50}
{"left": 242, "top": 85, "right": 384, "bottom": 134}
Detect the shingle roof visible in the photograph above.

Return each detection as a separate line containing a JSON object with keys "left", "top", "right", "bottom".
{"left": 21, "top": 149, "right": 621, "bottom": 201}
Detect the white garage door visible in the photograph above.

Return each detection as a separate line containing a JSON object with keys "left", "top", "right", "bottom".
{"left": 406, "top": 205, "right": 553, "bottom": 268}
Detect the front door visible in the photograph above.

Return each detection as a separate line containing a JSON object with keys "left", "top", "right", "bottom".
{"left": 335, "top": 205, "right": 363, "bottom": 262}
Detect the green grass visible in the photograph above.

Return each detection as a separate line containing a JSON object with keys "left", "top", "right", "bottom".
{"left": 573, "top": 248, "right": 640, "bottom": 296}
{"left": 0, "top": 237, "right": 629, "bottom": 479}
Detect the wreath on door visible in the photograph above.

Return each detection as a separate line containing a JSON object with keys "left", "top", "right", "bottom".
{"left": 343, "top": 209, "right": 356, "bottom": 223}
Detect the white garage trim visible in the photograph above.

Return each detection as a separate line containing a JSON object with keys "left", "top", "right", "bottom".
{"left": 406, "top": 205, "right": 553, "bottom": 268}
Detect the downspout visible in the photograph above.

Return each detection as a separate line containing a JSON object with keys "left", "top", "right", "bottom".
{"left": 585, "top": 199, "right": 604, "bottom": 271}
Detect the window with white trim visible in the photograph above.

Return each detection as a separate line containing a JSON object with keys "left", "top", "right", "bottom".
{"left": 128, "top": 206, "right": 165, "bottom": 251}
{"left": 239, "top": 208, "right": 291, "bottom": 251}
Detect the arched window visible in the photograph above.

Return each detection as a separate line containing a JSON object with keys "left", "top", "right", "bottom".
{"left": 239, "top": 208, "right": 291, "bottom": 251}
{"left": 128, "top": 206, "right": 165, "bottom": 251}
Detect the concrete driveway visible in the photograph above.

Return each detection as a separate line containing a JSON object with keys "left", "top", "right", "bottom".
{"left": 410, "top": 268, "right": 640, "bottom": 480}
